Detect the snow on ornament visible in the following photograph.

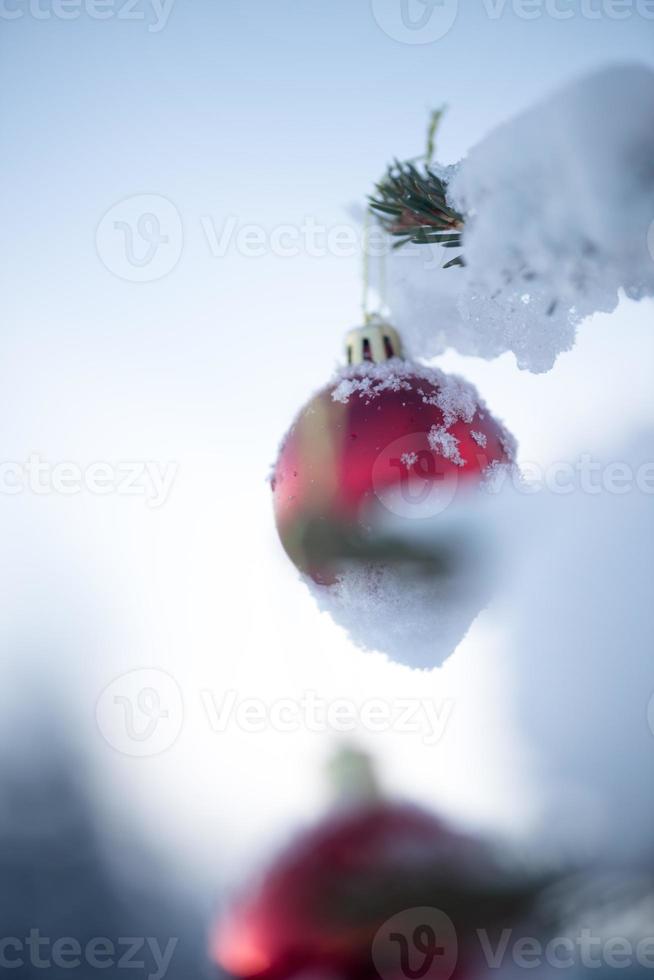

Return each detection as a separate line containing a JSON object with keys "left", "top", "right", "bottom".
{"left": 271, "top": 319, "right": 517, "bottom": 668}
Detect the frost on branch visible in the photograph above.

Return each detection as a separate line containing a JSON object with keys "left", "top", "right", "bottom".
{"left": 382, "top": 65, "right": 654, "bottom": 374}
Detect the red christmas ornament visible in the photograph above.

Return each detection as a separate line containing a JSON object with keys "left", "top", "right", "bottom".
{"left": 271, "top": 320, "right": 514, "bottom": 584}
{"left": 212, "top": 750, "right": 535, "bottom": 980}
{"left": 214, "top": 803, "right": 462, "bottom": 980}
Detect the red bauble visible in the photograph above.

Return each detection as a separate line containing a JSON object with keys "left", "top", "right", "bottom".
{"left": 212, "top": 746, "right": 535, "bottom": 980}
{"left": 212, "top": 799, "right": 478, "bottom": 980}
{"left": 272, "top": 323, "right": 514, "bottom": 584}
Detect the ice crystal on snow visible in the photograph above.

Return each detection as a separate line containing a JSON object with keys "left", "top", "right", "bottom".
{"left": 428, "top": 426, "right": 464, "bottom": 467}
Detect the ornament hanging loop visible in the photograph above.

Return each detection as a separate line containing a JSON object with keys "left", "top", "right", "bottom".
{"left": 362, "top": 206, "right": 390, "bottom": 325}
{"left": 362, "top": 207, "right": 373, "bottom": 325}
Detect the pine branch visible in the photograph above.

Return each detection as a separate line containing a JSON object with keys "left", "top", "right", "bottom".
{"left": 369, "top": 161, "right": 465, "bottom": 266}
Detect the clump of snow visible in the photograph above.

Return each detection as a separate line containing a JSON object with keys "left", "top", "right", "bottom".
{"left": 331, "top": 358, "right": 487, "bottom": 427}
{"left": 331, "top": 365, "right": 412, "bottom": 404}
{"left": 307, "top": 490, "right": 503, "bottom": 670}
{"left": 380, "top": 65, "right": 654, "bottom": 374}
{"left": 421, "top": 373, "right": 477, "bottom": 428}
{"left": 400, "top": 451, "right": 418, "bottom": 468}
{"left": 310, "top": 564, "right": 464, "bottom": 671}
{"left": 428, "top": 425, "right": 464, "bottom": 466}
{"left": 470, "top": 430, "right": 487, "bottom": 449}
{"left": 331, "top": 358, "right": 431, "bottom": 406}
{"left": 309, "top": 547, "right": 491, "bottom": 672}
{"left": 479, "top": 457, "right": 520, "bottom": 494}
{"left": 498, "top": 427, "right": 519, "bottom": 466}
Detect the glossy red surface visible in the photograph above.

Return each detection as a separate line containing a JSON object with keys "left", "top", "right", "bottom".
{"left": 212, "top": 802, "right": 471, "bottom": 980}
{"left": 271, "top": 372, "right": 511, "bottom": 581}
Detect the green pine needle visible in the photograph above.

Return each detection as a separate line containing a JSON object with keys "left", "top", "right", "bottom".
{"left": 369, "top": 108, "right": 465, "bottom": 267}
{"left": 369, "top": 161, "right": 465, "bottom": 266}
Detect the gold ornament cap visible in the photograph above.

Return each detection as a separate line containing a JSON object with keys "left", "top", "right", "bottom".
{"left": 344, "top": 318, "right": 404, "bottom": 365}
{"left": 326, "top": 743, "right": 381, "bottom": 806}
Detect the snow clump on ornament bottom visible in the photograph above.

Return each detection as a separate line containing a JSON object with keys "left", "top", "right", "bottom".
{"left": 271, "top": 322, "right": 517, "bottom": 670}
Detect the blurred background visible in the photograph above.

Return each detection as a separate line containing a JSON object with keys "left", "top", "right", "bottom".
{"left": 1, "top": 2, "right": 653, "bottom": 977}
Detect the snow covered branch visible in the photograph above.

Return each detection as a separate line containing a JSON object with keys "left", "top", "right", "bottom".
{"left": 380, "top": 65, "right": 654, "bottom": 373}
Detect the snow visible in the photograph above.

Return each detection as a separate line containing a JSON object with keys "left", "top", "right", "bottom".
{"left": 380, "top": 65, "right": 654, "bottom": 374}
{"left": 330, "top": 358, "right": 489, "bottom": 434}
{"left": 307, "top": 490, "right": 502, "bottom": 670}
{"left": 308, "top": 543, "right": 491, "bottom": 672}
{"left": 495, "top": 431, "right": 654, "bottom": 861}
{"left": 428, "top": 425, "right": 464, "bottom": 466}
{"left": 331, "top": 369, "right": 411, "bottom": 405}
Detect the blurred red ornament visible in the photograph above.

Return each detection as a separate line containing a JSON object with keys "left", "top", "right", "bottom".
{"left": 271, "top": 321, "right": 514, "bottom": 584}
{"left": 212, "top": 750, "right": 536, "bottom": 980}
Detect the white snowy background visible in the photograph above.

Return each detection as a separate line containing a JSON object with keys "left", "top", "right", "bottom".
{"left": 0, "top": 1, "right": 653, "bottom": 896}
